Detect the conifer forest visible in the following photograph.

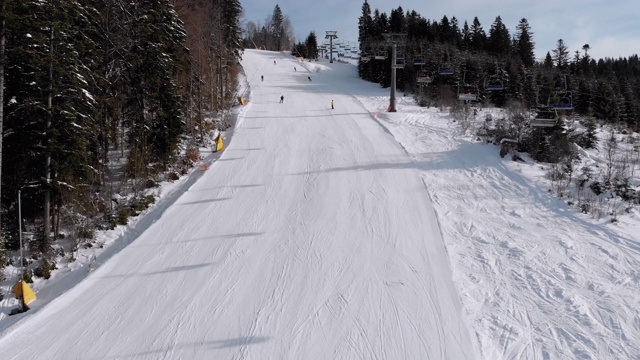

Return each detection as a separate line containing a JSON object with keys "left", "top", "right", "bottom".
{"left": 0, "top": 0, "right": 243, "bottom": 274}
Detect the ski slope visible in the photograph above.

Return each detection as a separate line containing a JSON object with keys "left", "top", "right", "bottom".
{"left": 2, "top": 49, "right": 638, "bottom": 360}
{"left": 0, "top": 50, "right": 475, "bottom": 359}
{"left": 365, "top": 102, "right": 640, "bottom": 359}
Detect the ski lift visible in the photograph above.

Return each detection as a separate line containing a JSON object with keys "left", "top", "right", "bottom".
{"left": 439, "top": 49, "right": 454, "bottom": 75}
{"left": 359, "top": 47, "right": 373, "bottom": 61}
{"left": 374, "top": 50, "right": 388, "bottom": 60}
{"left": 484, "top": 75, "right": 504, "bottom": 91}
{"left": 529, "top": 107, "right": 557, "bottom": 127}
{"left": 360, "top": 51, "right": 373, "bottom": 62}
{"left": 457, "top": 71, "right": 478, "bottom": 101}
{"left": 548, "top": 75, "right": 573, "bottom": 110}
{"left": 395, "top": 53, "right": 406, "bottom": 66}
{"left": 458, "top": 84, "right": 479, "bottom": 101}
{"left": 413, "top": 57, "right": 426, "bottom": 66}
{"left": 439, "top": 62, "right": 454, "bottom": 75}
{"left": 416, "top": 71, "right": 432, "bottom": 84}
{"left": 548, "top": 92, "right": 573, "bottom": 110}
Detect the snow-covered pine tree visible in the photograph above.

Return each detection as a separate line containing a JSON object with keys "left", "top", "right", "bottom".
{"left": 3, "top": 0, "right": 98, "bottom": 255}
{"left": 515, "top": 18, "right": 535, "bottom": 68}
{"left": 120, "top": 0, "right": 186, "bottom": 174}
{"left": 305, "top": 32, "right": 318, "bottom": 60}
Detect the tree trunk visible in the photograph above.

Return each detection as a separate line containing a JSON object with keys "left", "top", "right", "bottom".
{"left": 44, "top": 24, "right": 54, "bottom": 252}
{"left": 0, "top": 0, "right": 6, "bottom": 241}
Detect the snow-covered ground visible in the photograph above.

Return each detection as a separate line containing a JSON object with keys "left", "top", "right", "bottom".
{"left": 0, "top": 49, "right": 638, "bottom": 359}
{"left": 360, "top": 99, "right": 640, "bottom": 359}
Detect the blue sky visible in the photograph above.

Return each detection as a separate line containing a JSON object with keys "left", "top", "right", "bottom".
{"left": 241, "top": 0, "right": 640, "bottom": 60}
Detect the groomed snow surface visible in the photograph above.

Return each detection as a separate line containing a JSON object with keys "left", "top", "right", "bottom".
{"left": 0, "top": 50, "right": 638, "bottom": 359}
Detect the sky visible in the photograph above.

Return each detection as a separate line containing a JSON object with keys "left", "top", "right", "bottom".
{"left": 241, "top": 0, "right": 640, "bottom": 60}
{"left": 1, "top": 50, "right": 638, "bottom": 359}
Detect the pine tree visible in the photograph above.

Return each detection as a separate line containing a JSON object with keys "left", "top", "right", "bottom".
{"left": 461, "top": 20, "right": 471, "bottom": 50}
{"left": 488, "top": 16, "right": 511, "bottom": 55}
{"left": 450, "top": 16, "right": 461, "bottom": 46}
{"left": 470, "top": 17, "right": 486, "bottom": 51}
{"left": 0, "top": 0, "right": 6, "bottom": 245}
{"left": 121, "top": 0, "right": 186, "bottom": 175}
{"left": 515, "top": 18, "right": 535, "bottom": 68}
{"left": 358, "top": 1, "right": 373, "bottom": 44}
{"left": 593, "top": 80, "right": 619, "bottom": 122}
{"left": 439, "top": 15, "right": 451, "bottom": 43}
{"left": 221, "top": 0, "right": 243, "bottom": 59}
{"left": 271, "top": 5, "right": 284, "bottom": 51}
{"left": 389, "top": 6, "right": 404, "bottom": 33}
{"left": 577, "top": 119, "right": 598, "bottom": 149}
{"left": 357, "top": 1, "right": 373, "bottom": 79}
{"left": 405, "top": 10, "right": 429, "bottom": 42}
{"left": 543, "top": 52, "right": 554, "bottom": 68}
{"left": 552, "top": 39, "right": 570, "bottom": 70}
{"left": 3, "top": 0, "right": 100, "bottom": 253}
{"left": 305, "top": 32, "right": 318, "bottom": 60}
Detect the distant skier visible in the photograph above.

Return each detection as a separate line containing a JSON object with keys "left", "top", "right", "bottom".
{"left": 331, "top": 100, "right": 334, "bottom": 109}
{"left": 280, "top": 95, "right": 284, "bottom": 103}
{"left": 308, "top": 76, "right": 312, "bottom": 82}
{"left": 274, "top": 60, "right": 276, "bottom": 65}
{"left": 294, "top": 66, "right": 297, "bottom": 71}
{"left": 261, "top": 75, "right": 264, "bottom": 81}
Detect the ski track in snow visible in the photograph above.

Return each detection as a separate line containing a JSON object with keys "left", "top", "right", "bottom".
{"left": 0, "top": 49, "right": 638, "bottom": 360}
{"left": 0, "top": 50, "right": 475, "bottom": 359}
{"left": 360, "top": 99, "right": 640, "bottom": 360}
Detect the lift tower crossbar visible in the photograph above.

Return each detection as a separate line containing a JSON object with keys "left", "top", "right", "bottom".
{"left": 325, "top": 31, "right": 338, "bottom": 63}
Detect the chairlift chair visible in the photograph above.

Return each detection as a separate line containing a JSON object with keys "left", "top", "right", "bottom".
{"left": 548, "top": 92, "right": 573, "bottom": 110}
{"left": 439, "top": 63, "right": 454, "bottom": 75}
{"left": 529, "top": 107, "right": 557, "bottom": 127}
{"left": 374, "top": 50, "right": 388, "bottom": 60}
{"left": 413, "top": 57, "right": 426, "bottom": 66}
{"left": 458, "top": 84, "right": 478, "bottom": 101}
{"left": 416, "top": 71, "right": 432, "bottom": 84}
{"left": 484, "top": 75, "right": 504, "bottom": 91}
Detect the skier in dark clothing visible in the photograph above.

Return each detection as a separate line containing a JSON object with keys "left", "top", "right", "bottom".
{"left": 308, "top": 76, "right": 312, "bottom": 81}
{"left": 280, "top": 95, "right": 284, "bottom": 103}
{"left": 261, "top": 75, "right": 264, "bottom": 81}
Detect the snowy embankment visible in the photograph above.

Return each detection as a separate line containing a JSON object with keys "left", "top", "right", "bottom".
{"left": 356, "top": 96, "right": 640, "bottom": 359}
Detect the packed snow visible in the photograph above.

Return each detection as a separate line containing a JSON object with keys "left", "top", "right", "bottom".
{"left": 0, "top": 49, "right": 638, "bottom": 359}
